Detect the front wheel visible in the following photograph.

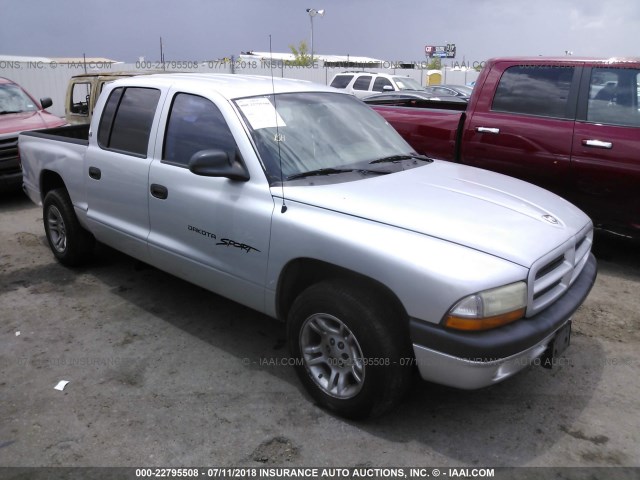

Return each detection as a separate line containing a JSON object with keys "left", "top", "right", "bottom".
{"left": 287, "top": 280, "right": 413, "bottom": 419}
{"left": 43, "top": 188, "right": 94, "bottom": 267}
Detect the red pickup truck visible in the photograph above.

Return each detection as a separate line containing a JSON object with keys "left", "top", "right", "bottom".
{"left": 369, "top": 57, "right": 640, "bottom": 238}
{"left": 0, "top": 77, "right": 65, "bottom": 190}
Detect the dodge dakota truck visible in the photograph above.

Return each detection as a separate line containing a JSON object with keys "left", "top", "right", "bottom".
{"left": 368, "top": 57, "right": 640, "bottom": 239}
{"left": 19, "top": 74, "right": 597, "bottom": 418}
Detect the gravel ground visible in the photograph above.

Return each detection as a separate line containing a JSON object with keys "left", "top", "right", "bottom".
{"left": 1, "top": 188, "right": 639, "bottom": 470}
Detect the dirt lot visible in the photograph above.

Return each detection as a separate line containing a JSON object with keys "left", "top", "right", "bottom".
{"left": 1, "top": 188, "right": 639, "bottom": 469}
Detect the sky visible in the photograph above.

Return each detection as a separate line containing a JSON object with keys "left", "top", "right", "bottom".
{"left": 1, "top": 0, "right": 639, "bottom": 65}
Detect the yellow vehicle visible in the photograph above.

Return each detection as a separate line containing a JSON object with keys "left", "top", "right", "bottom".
{"left": 65, "top": 72, "right": 154, "bottom": 124}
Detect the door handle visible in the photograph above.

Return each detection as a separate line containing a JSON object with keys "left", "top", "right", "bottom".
{"left": 150, "top": 184, "right": 168, "bottom": 200}
{"left": 582, "top": 139, "right": 613, "bottom": 149}
{"left": 476, "top": 127, "right": 500, "bottom": 134}
{"left": 88, "top": 166, "right": 101, "bottom": 180}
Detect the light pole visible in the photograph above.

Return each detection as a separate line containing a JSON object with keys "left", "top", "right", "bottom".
{"left": 306, "top": 8, "right": 325, "bottom": 63}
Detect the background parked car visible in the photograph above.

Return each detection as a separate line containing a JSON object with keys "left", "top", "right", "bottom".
{"left": 423, "top": 84, "right": 474, "bottom": 100}
{"left": 372, "top": 56, "right": 640, "bottom": 238}
{"left": 362, "top": 91, "right": 468, "bottom": 110}
{"left": 330, "top": 72, "right": 425, "bottom": 98}
{"left": 362, "top": 90, "right": 467, "bottom": 105}
{"left": 0, "top": 77, "right": 65, "bottom": 190}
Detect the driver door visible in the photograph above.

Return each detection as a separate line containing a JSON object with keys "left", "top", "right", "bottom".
{"left": 147, "top": 89, "right": 275, "bottom": 312}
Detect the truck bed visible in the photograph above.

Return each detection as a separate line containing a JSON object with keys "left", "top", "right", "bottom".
{"left": 20, "top": 124, "right": 90, "bottom": 145}
{"left": 19, "top": 124, "right": 90, "bottom": 207}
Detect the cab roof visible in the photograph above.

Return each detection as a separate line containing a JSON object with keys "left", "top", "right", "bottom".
{"left": 486, "top": 56, "right": 640, "bottom": 67}
{"left": 109, "top": 73, "right": 339, "bottom": 99}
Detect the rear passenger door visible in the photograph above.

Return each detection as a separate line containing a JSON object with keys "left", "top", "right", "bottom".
{"left": 85, "top": 86, "right": 163, "bottom": 261}
{"left": 147, "top": 89, "right": 274, "bottom": 312}
{"left": 462, "top": 64, "right": 580, "bottom": 198}
{"left": 571, "top": 66, "right": 640, "bottom": 232}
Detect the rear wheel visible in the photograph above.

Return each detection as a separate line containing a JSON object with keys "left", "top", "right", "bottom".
{"left": 287, "top": 280, "right": 413, "bottom": 419}
{"left": 43, "top": 188, "right": 94, "bottom": 266}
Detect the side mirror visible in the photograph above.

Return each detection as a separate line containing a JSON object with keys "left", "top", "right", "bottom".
{"left": 382, "top": 85, "right": 393, "bottom": 91}
{"left": 40, "top": 97, "right": 53, "bottom": 109}
{"left": 189, "top": 149, "right": 250, "bottom": 181}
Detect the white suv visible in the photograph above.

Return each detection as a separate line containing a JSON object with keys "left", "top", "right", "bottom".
{"left": 329, "top": 72, "right": 424, "bottom": 98}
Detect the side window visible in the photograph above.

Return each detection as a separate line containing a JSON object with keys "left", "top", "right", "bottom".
{"left": 492, "top": 66, "right": 575, "bottom": 118}
{"left": 352, "top": 76, "right": 372, "bottom": 91}
{"left": 97, "top": 87, "right": 160, "bottom": 157}
{"left": 97, "top": 87, "right": 123, "bottom": 147}
{"left": 372, "top": 77, "right": 393, "bottom": 92}
{"left": 70, "top": 82, "right": 91, "bottom": 115}
{"left": 587, "top": 68, "right": 640, "bottom": 127}
{"left": 163, "top": 93, "right": 238, "bottom": 166}
{"left": 330, "top": 75, "right": 353, "bottom": 89}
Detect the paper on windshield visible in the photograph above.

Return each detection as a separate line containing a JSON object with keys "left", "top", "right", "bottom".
{"left": 236, "top": 97, "right": 286, "bottom": 130}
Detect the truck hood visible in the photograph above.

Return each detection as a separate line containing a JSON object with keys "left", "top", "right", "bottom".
{"left": 0, "top": 111, "right": 65, "bottom": 135}
{"left": 277, "top": 161, "right": 591, "bottom": 267}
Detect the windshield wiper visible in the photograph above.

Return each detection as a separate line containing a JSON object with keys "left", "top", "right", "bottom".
{"left": 286, "top": 167, "right": 390, "bottom": 181}
{"left": 0, "top": 110, "right": 23, "bottom": 115}
{"left": 369, "top": 154, "right": 432, "bottom": 165}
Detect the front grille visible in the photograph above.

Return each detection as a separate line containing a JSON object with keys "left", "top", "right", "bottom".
{"left": 534, "top": 255, "right": 564, "bottom": 280}
{"left": 0, "top": 136, "right": 20, "bottom": 175}
{"left": 526, "top": 225, "right": 593, "bottom": 317}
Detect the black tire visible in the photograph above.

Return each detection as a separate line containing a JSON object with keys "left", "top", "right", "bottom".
{"left": 287, "top": 280, "right": 413, "bottom": 419}
{"left": 43, "top": 188, "right": 94, "bottom": 267}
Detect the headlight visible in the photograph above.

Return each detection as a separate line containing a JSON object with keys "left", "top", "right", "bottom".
{"left": 444, "top": 281, "right": 527, "bottom": 331}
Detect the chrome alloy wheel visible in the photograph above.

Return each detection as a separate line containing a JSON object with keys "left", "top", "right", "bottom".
{"left": 47, "top": 205, "right": 67, "bottom": 253}
{"left": 299, "top": 313, "right": 365, "bottom": 399}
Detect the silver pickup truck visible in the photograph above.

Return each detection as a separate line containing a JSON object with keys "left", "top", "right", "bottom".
{"left": 19, "top": 74, "right": 597, "bottom": 418}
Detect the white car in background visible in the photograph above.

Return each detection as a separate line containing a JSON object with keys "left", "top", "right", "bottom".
{"left": 329, "top": 72, "right": 424, "bottom": 98}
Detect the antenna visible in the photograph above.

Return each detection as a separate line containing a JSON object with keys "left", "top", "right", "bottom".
{"left": 270, "top": 34, "right": 287, "bottom": 214}
{"left": 160, "top": 37, "right": 165, "bottom": 71}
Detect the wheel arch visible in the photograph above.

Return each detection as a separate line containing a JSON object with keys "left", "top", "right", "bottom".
{"left": 276, "top": 258, "right": 408, "bottom": 324}
{"left": 40, "top": 170, "right": 67, "bottom": 202}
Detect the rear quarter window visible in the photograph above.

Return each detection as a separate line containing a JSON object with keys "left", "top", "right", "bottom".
{"left": 330, "top": 75, "right": 354, "bottom": 89}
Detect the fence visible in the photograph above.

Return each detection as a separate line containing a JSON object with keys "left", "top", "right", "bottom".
{"left": 0, "top": 61, "right": 479, "bottom": 117}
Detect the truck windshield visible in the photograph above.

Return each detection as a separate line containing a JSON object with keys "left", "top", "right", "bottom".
{"left": 0, "top": 84, "right": 39, "bottom": 114}
{"left": 234, "top": 92, "right": 417, "bottom": 183}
